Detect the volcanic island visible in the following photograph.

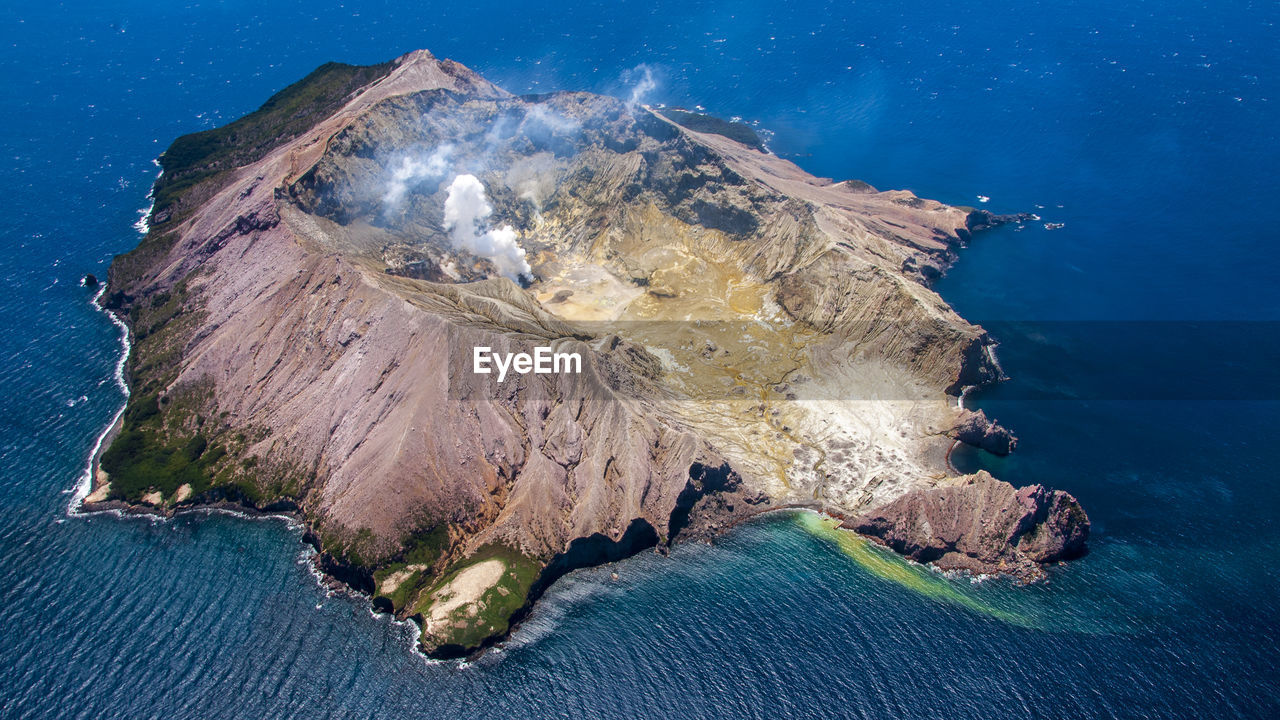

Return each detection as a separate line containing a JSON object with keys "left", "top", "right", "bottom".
{"left": 82, "top": 50, "right": 1088, "bottom": 657}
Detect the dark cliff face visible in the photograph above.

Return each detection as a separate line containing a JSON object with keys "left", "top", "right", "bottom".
{"left": 88, "top": 49, "right": 1087, "bottom": 656}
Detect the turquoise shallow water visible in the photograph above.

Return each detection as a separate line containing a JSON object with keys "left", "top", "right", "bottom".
{"left": 2, "top": 1, "right": 1278, "bottom": 717}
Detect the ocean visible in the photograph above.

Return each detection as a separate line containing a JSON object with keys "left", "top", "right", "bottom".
{"left": 1, "top": 0, "right": 1277, "bottom": 717}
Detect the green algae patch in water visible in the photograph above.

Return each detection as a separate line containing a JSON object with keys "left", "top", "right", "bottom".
{"left": 793, "top": 511, "right": 1041, "bottom": 629}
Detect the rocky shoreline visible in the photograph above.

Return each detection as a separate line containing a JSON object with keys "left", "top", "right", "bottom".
{"left": 76, "top": 399, "right": 1084, "bottom": 657}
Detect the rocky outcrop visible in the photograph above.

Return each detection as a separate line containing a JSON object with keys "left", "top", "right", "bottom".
{"left": 963, "top": 209, "right": 1039, "bottom": 234}
{"left": 848, "top": 471, "right": 1089, "bottom": 580}
{"left": 951, "top": 408, "right": 1018, "bottom": 456}
{"left": 89, "top": 49, "right": 1088, "bottom": 656}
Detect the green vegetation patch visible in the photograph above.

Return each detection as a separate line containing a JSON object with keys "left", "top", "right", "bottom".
{"left": 368, "top": 525, "right": 450, "bottom": 613}
{"left": 662, "top": 109, "right": 766, "bottom": 151}
{"left": 401, "top": 524, "right": 450, "bottom": 567}
{"left": 99, "top": 279, "right": 222, "bottom": 503}
{"left": 373, "top": 564, "right": 427, "bottom": 614}
{"left": 126, "top": 282, "right": 204, "bottom": 395}
{"left": 100, "top": 384, "right": 221, "bottom": 501}
{"left": 410, "top": 544, "right": 543, "bottom": 653}
{"left": 99, "top": 265, "right": 310, "bottom": 506}
{"left": 212, "top": 453, "right": 304, "bottom": 508}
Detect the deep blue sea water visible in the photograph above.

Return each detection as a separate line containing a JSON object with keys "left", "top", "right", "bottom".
{"left": 2, "top": 1, "right": 1278, "bottom": 717}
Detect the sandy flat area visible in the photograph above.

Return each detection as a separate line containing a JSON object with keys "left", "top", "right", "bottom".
{"left": 379, "top": 564, "right": 428, "bottom": 595}
{"left": 85, "top": 469, "right": 111, "bottom": 504}
{"left": 424, "top": 559, "right": 505, "bottom": 631}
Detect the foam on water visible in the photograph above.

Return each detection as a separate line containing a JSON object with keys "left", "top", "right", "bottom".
{"left": 68, "top": 284, "right": 131, "bottom": 509}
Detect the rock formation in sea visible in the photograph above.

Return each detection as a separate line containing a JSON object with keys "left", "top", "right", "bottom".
{"left": 849, "top": 470, "right": 1088, "bottom": 579}
{"left": 951, "top": 409, "right": 1018, "bottom": 456}
{"left": 85, "top": 50, "right": 1088, "bottom": 656}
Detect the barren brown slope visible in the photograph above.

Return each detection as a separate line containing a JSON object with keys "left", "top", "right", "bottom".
{"left": 89, "top": 49, "right": 1086, "bottom": 656}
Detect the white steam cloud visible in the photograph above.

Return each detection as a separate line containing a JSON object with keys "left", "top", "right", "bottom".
{"left": 626, "top": 65, "right": 657, "bottom": 108}
{"left": 506, "top": 153, "right": 558, "bottom": 218}
{"left": 383, "top": 145, "right": 453, "bottom": 207}
{"left": 522, "top": 104, "right": 583, "bottom": 135}
{"left": 443, "top": 174, "right": 531, "bottom": 281}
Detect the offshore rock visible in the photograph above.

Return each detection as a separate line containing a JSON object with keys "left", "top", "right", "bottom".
{"left": 963, "top": 209, "right": 1038, "bottom": 233}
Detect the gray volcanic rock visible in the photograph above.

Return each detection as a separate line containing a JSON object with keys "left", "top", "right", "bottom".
{"left": 951, "top": 408, "right": 1018, "bottom": 455}
{"left": 848, "top": 471, "right": 1089, "bottom": 580}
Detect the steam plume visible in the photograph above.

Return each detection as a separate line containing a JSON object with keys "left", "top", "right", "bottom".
{"left": 383, "top": 145, "right": 453, "bottom": 207}
{"left": 626, "top": 65, "right": 657, "bottom": 108}
{"left": 443, "top": 174, "right": 531, "bottom": 281}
